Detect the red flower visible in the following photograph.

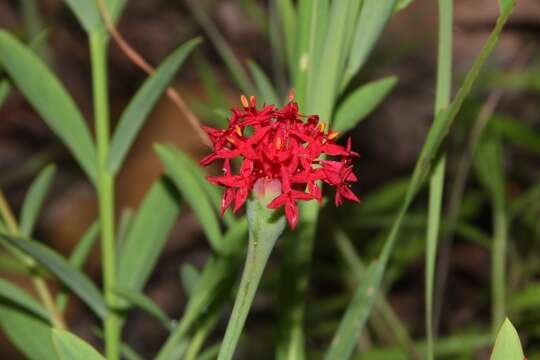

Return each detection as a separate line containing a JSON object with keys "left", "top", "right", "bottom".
{"left": 200, "top": 94, "right": 360, "bottom": 229}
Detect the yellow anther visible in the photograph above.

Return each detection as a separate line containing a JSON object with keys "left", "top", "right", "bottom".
{"left": 275, "top": 137, "right": 282, "bottom": 150}
{"left": 240, "top": 95, "right": 249, "bottom": 108}
{"left": 328, "top": 131, "right": 339, "bottom": 140}
{"left": 249, "top": 95, "right": 256, "bottom": 107}
{"left": 227, "top": 136, "right": 235, "bottom": 144}
{"left": 235, "top": 125, "right": 242, "bottom": 136}
{"left": 319, "top": 123, "right": 326, "bottom": 133}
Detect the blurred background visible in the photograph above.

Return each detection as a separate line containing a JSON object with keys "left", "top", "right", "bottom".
{"left": 1, "top": 0, "right": 540, "bottom": 358}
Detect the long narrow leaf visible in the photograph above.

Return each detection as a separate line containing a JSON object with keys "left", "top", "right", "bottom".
{"left": 115, "top": 288, "right": 172, "bottom": 331}
{"left": 342, "top": 0, "right": 398, "bottom": 89}
{"left": 333, "top": 76, "right": 397, "bottom": 133}
{"left": 53, "top": 328, "right": 105, "bottom": 360}
{"left": 274, "top": 0, "right": 296, "bottom": 76}
{"left": 307, "top": 0, "right": 355, "bottom": 119}
{"left": 19, "top": 164, "right": 56, "bottom": 236}
{"left": 325, "top": 261, "right": 379, "bottom": 359}
{"left": 0, "top": 278, "right": 50, "bottom": 321}
{"left": 0, "top": 32, "right": 97, "bottom": 181}
{"left": 325, "top": 2, "right": 516, "bottom": 358}
{"left": 247, "top": 60, "right": 280, "bottom": 105}
{"left": 57, "top": 220, "right": 100, "bottom": 310}
{"left": 490, "top": 318, "right": 524, "bottom": 360}
{"left": 0, "top": 234, "right": 107, "bottom": 318}
{"left": 155, "top": 144, "right": 223, "bottom": 254}
{"left": 426, "top": 1, "right": 453, "bottom": 359}
{"left": 108, "top": 38, "right": 202, "bottom": 174}
{"left": 186, "top": 1, "right": 255, "bottom": 94}
{"left": 118, "top": 178, "right": 181, "bottom": 293}
{"left": 0, "top": 305, "right": 57, "bottom": 360}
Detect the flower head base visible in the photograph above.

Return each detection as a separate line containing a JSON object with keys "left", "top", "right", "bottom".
{"left": 200, "top": 94, "right": 360, "bottom": 229}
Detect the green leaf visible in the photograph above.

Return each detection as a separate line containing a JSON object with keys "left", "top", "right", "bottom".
{"left": 186, "top": 1, "right": 255, "bottom": 94}
{"left": 333, "top": 76, "right": 397, "bottom": 133}
{"left": 20, "top": 164, "right": 56, "bottom": 236}
{"left": 162, "top": 142, "right": 235, "bottom": 227}
{"left": 490, "top": 113, "right": 540, "bottom": 155}
{"left": 0, "top": 31, "right": 97, "bottom": 181}
{"left": 275, "top": 0, "right": 296, "bottom": 76}
{"left": 0, "top": 305, "right": 57, "bottom": 360}
{"left": 117, "top": 178, "right": 181, "bottom": 293}
{"left": 475, "top": 134, "right": 507, "bottom": 332}
{"left": 0, "top": 234, "right": 107, "bottom": 318}
{"left": 115, "top": 288, "right": 172, "bottom": 331}
{"left": 69, "top": 221, "right": 100, "bottom": 269}
{"left": 426, "top": 1, "right": 453, "bottom": 359}
{"left": 490, "top": 318, "right": 524, "bottom": 360}
{"left": 108, "top": 38, "right": 202, "bottom": 174}
{"left": 53, "top": 328, "right": 105, "bottom": 360}
{"left": 247, "top": 60, "right": 280, "bottom": 105}
{"left": 325, "top": 2, "right": 517, "bottom": 358}
{"left": 308, "top": 0, "right": 358, "bottom": 119}
{"left": 63, "top": 0, "right": 100, "bottom": 33}
{"left": 180, "top": 263, "right": 200, "bottom": 297}
{"left": 395, "top": 0, "right": 415, "bottom": 12}
{"left": 157, "top": 256, "right": 238, "bottom": 360}
{"left": 218, "top": 190, "right": 286, "bottom": 360}
{"left": 155, "top": 144, "right": 223, "bottom": 254}
{"left": 0, "top": 278, "right": 49, "bottom": 321}
{"left": 0, "top": 78, "right": 10, "bottom": 106}
{"left": 342, "top": 0, "right": 398, "bottom": 88}
{"left": 62, "top": 0, "right": 126, "bottom": 33}
{"left": 325, "top": 261, "right": 379, "bottom": 360}
{"left": 116, "top": 208, "right": 133, "bottom": 248}
{"left": 57, "top": 220, "right": 100, "bottom": 311}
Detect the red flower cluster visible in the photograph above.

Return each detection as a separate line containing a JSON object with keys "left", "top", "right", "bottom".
{"left": 200, "top": 94, "right": 359, "bottom": 229}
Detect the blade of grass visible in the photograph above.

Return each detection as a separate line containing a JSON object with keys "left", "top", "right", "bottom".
{"left": 334, "top": 229, "right": 419, "bottom": 358}
{"left": 19, "top": 164, "right": 56, "bottom": 237}
{"left": 186, "top": 0, "right": 255, "bottom": 94}
{"left": 426, "top": 1, "right": 453, "bottom": 359}
{"left": 489, "top": 112, "right": 540, "bottom": 155}
{"left": 475, "top": 133, "right": 507, "bottom": 333}
{"left": 325, "top": 3, "right": 516, "bottom": 358}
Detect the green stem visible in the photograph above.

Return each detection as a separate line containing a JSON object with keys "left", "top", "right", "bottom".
{"left": 90, "top": 31, "right": 119, "bottom": 360}
{"left": 218, "top": 195, "right": 286, "bottom": 360}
